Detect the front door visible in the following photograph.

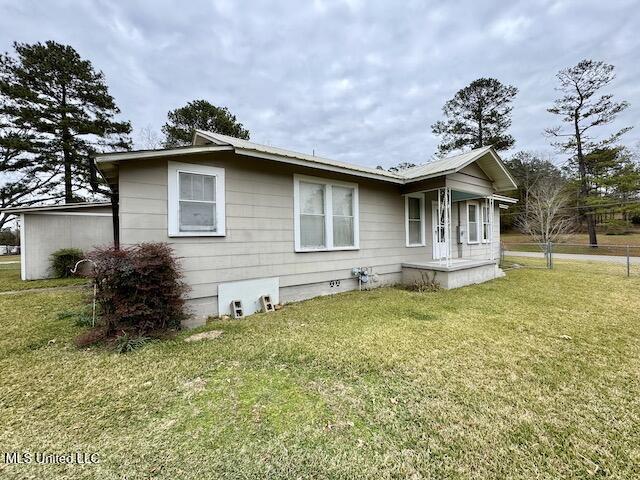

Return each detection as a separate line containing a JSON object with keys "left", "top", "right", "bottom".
{"left": 432, "top": 201, "right": 449, "bottom": 259}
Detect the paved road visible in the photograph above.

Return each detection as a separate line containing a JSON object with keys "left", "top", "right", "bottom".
{"left": 505, "top": 251, "right": 640, "bottom": 265}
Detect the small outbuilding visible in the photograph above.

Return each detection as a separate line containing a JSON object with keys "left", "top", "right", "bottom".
{"left": 1, "top": 202, "right": 113, "bottom": 280}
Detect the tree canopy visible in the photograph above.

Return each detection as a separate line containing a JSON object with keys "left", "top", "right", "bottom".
{"left": 162, "top": 100, "right": 249, "bottom": 147}
{"left": 545, "top": 59, "right": 631, "bottom": 245}
{"left": 431, "top": 77, "right": 518, "bottom": 155}
{"left": 0, "top": 41, "right": 131, "bottom": 203}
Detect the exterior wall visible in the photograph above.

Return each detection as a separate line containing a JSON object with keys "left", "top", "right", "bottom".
{"left": 454, "top": 201, "right": 501, "bottom": 261}
{"left": 118, "top": 152, "right": 433, "bottom": 320}
{"left": 22, "top": 210, "right": 113, "bottom": 280}
{"left": 117, "top": 151, "right": 508, "bottom": 324}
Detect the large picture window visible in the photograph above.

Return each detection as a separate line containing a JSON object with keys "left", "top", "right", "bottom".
{"left": 405, "top": 195, "right": 425, "bottom": 246}
{"left": 168, "top": 161, "right": 226, "bottom": 236}
{"left": 294, "top": 175, "right": 359, "bottom": 251}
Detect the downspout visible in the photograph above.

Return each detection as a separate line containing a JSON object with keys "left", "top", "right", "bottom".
{"left": 111, "top": 187, "right": 120, "bottom": 250}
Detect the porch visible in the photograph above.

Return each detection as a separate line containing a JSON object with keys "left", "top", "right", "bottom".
{"left": 401, "top": 183, "right": 511, "bottom": 289}
{"left": 401, "top": 258, "right": 504, "bottom": 290}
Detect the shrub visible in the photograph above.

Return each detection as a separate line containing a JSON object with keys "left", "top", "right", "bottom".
{"left": 604, "top": 220, "right": 631, "bottom": 235}
{"left": 88, "top": 243, "right": 188, "bottom": 335}
{"left": 50, "top": 248, "right": 84, "bottom": 278}
{"left": 407, "top": 271, "right": 441, "bottom": 293}
{"left": 113, "top": 332, "right": 150, "bottom": 354}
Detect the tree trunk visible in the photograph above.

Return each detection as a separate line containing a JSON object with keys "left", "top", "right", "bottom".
{"left": 574, "top": 112, "right": 597, "bottom": 247}
{"left": 61, "top": 84, "right": 73, "bottom": 203}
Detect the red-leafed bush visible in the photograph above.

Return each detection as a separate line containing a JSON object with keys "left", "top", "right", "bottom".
{"left": 88, "top": 243, "right": 188, "bottom": 335}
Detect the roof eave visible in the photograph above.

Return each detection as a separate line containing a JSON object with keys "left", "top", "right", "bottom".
{"left": 233, "top": 147, "right": 405, "bottom": 184}
{"left": 94, "top": 145, "right": 234, "bottom": 163}
{"left": 0, "top": 202, "right": 112, "bottom": 214}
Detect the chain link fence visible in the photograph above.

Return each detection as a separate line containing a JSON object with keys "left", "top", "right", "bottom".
{"left": 500, "top": 241, "right": 640, "bottom": 277}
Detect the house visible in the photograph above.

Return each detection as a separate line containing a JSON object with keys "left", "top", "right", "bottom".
{"left": 5, "top": 131, "right": 517, "bottom": 326}
{"left": 97, "top": 131, "right": 516, "bottom": 325}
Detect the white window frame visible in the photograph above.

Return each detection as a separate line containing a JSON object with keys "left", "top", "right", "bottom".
{"left": 168, "top": 161, "right": 226, "bottom": 237}
{"left": 481, "top": 202, "right": 491, "bottom": 244}
{"left": 405, "top": 194, "right": 426, "bottom": 247}
{"left": 467, "top": 201, "right": 480, "bottom": 245}
{"left": 293, "top": 174, "right": 359, "bottom": 252}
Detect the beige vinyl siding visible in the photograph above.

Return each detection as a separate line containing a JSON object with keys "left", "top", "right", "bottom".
{"left": 22, "top": 211, "right": 113, "bottom": 280}
{"left": 446, "top": 164, "right": 493, "bottom": 196}
{"left": 118, "top": 152, "right": 432, "bottom": 314}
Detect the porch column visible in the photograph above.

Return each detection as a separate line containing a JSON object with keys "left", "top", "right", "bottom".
{"left": 488, "top": 196, "right": 495, "bottom": 261}
{"left": 436, "top": 187, "right": 452, "bottom": 266}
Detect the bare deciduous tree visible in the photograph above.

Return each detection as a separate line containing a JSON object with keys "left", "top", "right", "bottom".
{"left": 136, "top": 124, "right": 162, "bottom": 150}
{"left": 516, "top": 182, "right": 575, "bottom": 246}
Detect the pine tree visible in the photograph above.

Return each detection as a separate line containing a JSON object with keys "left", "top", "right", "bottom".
{"left": 545, "top": 59, "right": 631, "bottom": 246}
{"left": 583, "top": 147, "right": 640, "bottom": 225}
{"left": 0, "top": 41, "right": 131, "bottom": 203}
{"left": 162, "top": 100, "right": 249, "bottom": 147}
{"left": 431, "top": 78, "right": 518, "bottom": 155}
{"left": 0, "top": 126, "right": 60, "bottom": 230}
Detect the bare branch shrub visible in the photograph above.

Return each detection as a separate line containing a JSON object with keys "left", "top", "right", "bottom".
{"left": 516, "top": 182, "right": 575, "bottom": 244}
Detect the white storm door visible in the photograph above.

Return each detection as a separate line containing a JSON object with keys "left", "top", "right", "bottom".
{"left": 432, "top": 201, "right": 449, "bottom": 260}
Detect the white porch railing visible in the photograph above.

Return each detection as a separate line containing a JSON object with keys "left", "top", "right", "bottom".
{"left": 433, "top": 187, "right": 496, "bottom": 265}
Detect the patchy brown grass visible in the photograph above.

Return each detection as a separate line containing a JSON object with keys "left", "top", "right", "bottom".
{"left": 0, "top": 264, "right": 638, "bottom": 479}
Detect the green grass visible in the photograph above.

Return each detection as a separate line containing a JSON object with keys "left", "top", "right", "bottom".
{"left": 0, "top": 261, "right": 88, "bottom": 292}
{"left": 502, "top": 231, "right": 640, "bottom": 257}
{"left": 0, "top": 255, "right": 20, "bottom": 263}
{"left": 0, "top": 265, "right": 639, "bottom": 479}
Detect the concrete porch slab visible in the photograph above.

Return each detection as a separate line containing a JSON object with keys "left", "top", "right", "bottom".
{"left": 401, "top": 259, "right": 504, "bottom": 289}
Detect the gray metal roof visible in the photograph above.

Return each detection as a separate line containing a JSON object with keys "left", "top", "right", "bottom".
{"left": 95, "top": 131, "right": 517, "bottom": 191}
{"left": 399, "top": 146, "right": 494, "bottom": 179}
{"left": 193, "top": 130, "right": 403, "bottom": 181}
{"left": 194, "top": 131, "right": 516, "bottom": 189}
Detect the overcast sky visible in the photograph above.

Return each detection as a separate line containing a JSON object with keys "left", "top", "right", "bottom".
{"left": 1, "top": 0, "right": 638, "bottom": 169}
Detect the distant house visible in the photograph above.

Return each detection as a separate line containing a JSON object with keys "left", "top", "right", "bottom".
{"left": 4, "top": 131, "right": 517, "bottom": 326}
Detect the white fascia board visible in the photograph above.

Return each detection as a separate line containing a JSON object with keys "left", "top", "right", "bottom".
{"left": 402, "top": 168, "right": 458, "bottom": 184}
{"left": 95, "top": 145, "right": 233, "bottom": 163}
{"left": 487, "top": 149, "right": 518, "bottom": 190}
{"left": 492, "top": 194, "right": 518, "bottom": 204}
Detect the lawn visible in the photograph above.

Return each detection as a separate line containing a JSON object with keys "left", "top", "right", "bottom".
{"left": 0, "top": 264, "right": 639, "bottom": 479}
{"left": 502, "top": 230, "right": 640, "bottom": 257}
{"left": 0, "top": 261, "right": 87, "bottom": 292}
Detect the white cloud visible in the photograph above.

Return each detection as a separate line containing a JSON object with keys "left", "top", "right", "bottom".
{"left": 489, "top": 15, "right": 532, "bottom": 43}
{"left": 0, "top": 0, "right": 637, "bottom": 169}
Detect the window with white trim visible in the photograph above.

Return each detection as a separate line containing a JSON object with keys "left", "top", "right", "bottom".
{"left": 294, "top": 175, "right": 359, "bottom": 251}
{"left": 467, "top": 202, "right": 479, "bottom": 244}
{"left": 405, "top": 195, "right": 425, "bottom": 246}
{"left": 168, "top": 161, "right": 225, "bottom": 236}
{"left": 481, "top": 203, "right": 491, "bottom": 243}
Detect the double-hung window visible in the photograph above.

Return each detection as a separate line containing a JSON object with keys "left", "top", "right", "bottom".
{"left": 294, "top": 175, "right": 359, "bottom": 251}
{"left": 481, "top": 203, "right": 491, "bottom": 243}
{"left": 405, "top": 195, "right": 425, "bottom": 246}
{"left": 168, "top": 161, "right": 226, "bottom": 236}
{"left": 467, "top": 202, "right": 479, "bottom": 244}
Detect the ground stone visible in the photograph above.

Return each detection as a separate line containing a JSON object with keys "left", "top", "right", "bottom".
{"left": 184, "top": 330, "right": 223, "bottom": 342}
